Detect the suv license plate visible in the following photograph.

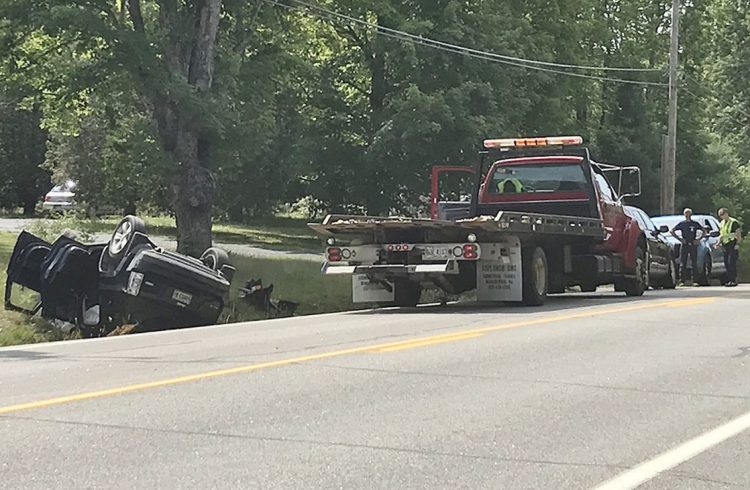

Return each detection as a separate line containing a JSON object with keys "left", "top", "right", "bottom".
{"left": 172, "top": 289, "right": 193, "bottom": 306}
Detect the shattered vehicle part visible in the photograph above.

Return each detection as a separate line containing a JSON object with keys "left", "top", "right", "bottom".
{"left": 238, "top": 278, "right": 299, "bottom": 318}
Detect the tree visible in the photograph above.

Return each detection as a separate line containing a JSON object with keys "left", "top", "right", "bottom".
{"left": 0, "top": 88, "right": 49, "bottom": 215}
{"left": 1, "top": 0, "right": 226, "bottom": 255}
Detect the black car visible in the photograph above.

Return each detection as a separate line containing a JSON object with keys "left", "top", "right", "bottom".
{"left": 624, "top": 206, "right": 677, "bottom": 290}
{"left": 4, "top": 216, "right": 234, "bottom": 337}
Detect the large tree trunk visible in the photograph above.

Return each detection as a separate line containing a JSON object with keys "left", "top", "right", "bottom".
{"left": 173, "top": 122, "right": 214, "bottom": 256}
{"left": 143, "top": 0, "right": 222, "bottom": 256}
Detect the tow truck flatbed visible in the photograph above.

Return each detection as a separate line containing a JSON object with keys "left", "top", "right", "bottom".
{"left": 309, "top": 211, "right": 606, "bottom": 241}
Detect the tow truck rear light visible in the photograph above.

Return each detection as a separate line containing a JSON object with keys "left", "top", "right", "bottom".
{"left": 327, "top": 247, "right": 342, "bottom": 262}
{"left": 483, "top": 136, "right": 583, "bottom": 149}
{"left": 386, "top": 244, "right": 412, "bottom": 252}
{"left": 463, "top": 244, "right": 479, "bottom": 259}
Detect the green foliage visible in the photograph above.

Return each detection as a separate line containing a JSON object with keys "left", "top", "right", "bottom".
{"left": 0, "top": 0, "right": 748, "bottom": 227}
{"left": 0, "top": 87, "right": 49, "bottom": 215}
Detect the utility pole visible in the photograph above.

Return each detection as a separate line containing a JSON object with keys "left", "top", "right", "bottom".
{"left": 661, "top": 0, "right": 680, "bottom": 214}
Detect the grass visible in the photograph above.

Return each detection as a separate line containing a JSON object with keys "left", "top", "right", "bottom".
{"left": 62, "top": 214, "right": 322, "bottom": 252}
{"left": 224, "top": 253, "right": 358, "bottom": 322}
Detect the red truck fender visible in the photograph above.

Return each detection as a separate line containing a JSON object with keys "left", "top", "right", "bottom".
{"left": 622, "top": 216, "right": 645, "bottom": 270}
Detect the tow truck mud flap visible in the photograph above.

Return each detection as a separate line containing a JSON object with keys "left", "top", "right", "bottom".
{"left": 352, "top": 274, "right": 395, "bottom": 303}
{"left": 476, "top": 237, "right": 523, "bottom": 302}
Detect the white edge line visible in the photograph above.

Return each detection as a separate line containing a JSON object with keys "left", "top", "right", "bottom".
{"left": 592, "top": 410, "right": 750, "bottom": 490}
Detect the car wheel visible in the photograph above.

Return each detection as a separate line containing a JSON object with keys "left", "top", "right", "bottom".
{"left": 624, "top": 246, "right": 648, "bottom": 297}
{"left": 107, "top": 216, "right": 146, "bottom": 260}
{"left": 662, "top": 255, "right": 677, "bottom": 290}
{"left": 697, "top": 254, "right": 712, "bottom": 286}
{"left": 200, "top": 247, "right": 230, "bottom": 271}
{"left": 522, "top": 246, "right": 548, "bottom": 306}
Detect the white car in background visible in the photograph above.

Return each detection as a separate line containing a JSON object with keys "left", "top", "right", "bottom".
{"left": 42, "top": 180, "right": 77, "bottom": 212}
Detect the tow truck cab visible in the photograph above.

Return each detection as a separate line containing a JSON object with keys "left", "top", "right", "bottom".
{"left": 433, "top": 137, "right": 643, "bottom": 271}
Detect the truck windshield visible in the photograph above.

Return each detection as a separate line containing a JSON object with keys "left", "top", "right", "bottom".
{"left": 488, "top": 163, "right": 587, "bottom": 194}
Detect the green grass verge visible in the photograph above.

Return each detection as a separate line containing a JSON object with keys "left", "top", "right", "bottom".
{"left": 225, "top": 253, "right": 357, "bottom": 322}
{"left": 59, "top": 214, "right": 322, "bottom": 252}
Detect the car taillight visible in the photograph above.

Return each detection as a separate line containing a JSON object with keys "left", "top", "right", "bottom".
{"left": 327, "top": 247, "right": 342, "bottom": 262}
{"left": 463, "top": 244, "right": 478, "bottom": 259}
{"left": 44, "top": 195, "right": 49, "bottom": 202}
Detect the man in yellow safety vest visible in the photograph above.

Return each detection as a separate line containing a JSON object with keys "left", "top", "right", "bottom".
{"left": 716, "top": 207, "right": 742, "bottom": 287}
{"left": 496, "top": 178, "right": 523, "bottom": 194}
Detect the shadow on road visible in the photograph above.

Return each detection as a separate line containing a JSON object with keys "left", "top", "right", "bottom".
{"left": 351, "top": 285, "right": 750, "bottom": 317}
{"left": 0, "top": 350, "right": 56, "bottom": 360}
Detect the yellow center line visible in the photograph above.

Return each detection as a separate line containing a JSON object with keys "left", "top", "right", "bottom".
{"left": 372, "top": 332, "right": 486, "bottom": 353}
{"left": 0, "top": 297, "right": 716, "bottom": 415}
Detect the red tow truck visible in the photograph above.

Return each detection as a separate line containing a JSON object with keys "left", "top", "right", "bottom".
{"left": 309, "top": 136, "right": 647, "bottom": 306}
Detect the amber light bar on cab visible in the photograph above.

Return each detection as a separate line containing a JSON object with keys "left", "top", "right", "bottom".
{"left": 483, "top": 136, "right": 583, "bottom": 149}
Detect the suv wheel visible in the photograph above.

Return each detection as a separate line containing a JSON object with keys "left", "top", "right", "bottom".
{"left": 107, "top": 216, "right": 146, "bottom": 259}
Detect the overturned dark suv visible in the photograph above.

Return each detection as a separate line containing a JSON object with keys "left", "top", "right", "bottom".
{"left": 4, "top": 216, "right": 234, "bottom": 337}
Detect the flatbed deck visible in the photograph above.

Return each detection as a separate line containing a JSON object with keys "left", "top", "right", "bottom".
{"left": 309, "top": 211, "right": 606, "bottom": 241}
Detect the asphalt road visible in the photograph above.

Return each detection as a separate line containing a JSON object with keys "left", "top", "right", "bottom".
{"left": 1, "top": 287, "right": 749, "bottom": 489}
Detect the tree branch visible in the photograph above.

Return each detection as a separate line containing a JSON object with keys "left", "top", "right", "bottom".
{"left": 233, "top": 0, "right": 264, "bottom": 55}
{"left": 188, "top": 0, "right": 222, "bottom": 90}
{"left": 127, "top": 0, "right": 146, "bottom": 33}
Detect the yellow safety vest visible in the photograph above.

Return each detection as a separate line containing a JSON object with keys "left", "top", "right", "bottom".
{"left": 720, "top": 217, "right": 740, "bottom": 244}
{"left": 497, "top": 178, "right": 523, "bottom": 194}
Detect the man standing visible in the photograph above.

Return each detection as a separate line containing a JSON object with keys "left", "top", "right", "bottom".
{"left": 671, "top": 207, "right": 703, "bottom": 286}
{"left": 716, "top": 208, "right": 742, "bottom": 287}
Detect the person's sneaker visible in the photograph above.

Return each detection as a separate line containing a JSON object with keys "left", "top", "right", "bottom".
{"left": 691, "top": 282, "right": 699, "bottom": 287}
{"left": 728, "top": 282, "right": 738, "bottom": 287}
{"left": 678, "top": 282, "right": 685, "bottom": 287}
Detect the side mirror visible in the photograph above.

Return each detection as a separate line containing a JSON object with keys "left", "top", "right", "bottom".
{"left": 709, "top": 230, "right": 720, "bottom": 238}
{"left": 659, "top": 225, "right": 669, "bottom": 233}
{"left": 618, "top": 167, "right": 642, "bottom": 199}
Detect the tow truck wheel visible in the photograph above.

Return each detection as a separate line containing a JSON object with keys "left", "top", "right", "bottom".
{"left": 579, "top": 281, "right": 597, "bottom": 293}
{"left": 522, "top": 246, "right": 548, "bottom": 306}
{"left": 394, "top": 280, "right": 421, "bottom": 307}
{"left": 624, "top": 246, "right": 648, "bottom": 297}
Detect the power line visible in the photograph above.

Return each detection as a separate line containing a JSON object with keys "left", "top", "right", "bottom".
{"left": 267, "top": 0, "right": 666, "bottom": 87}
{"left": 281, "top": 0, "right": 664, "bottom": 75}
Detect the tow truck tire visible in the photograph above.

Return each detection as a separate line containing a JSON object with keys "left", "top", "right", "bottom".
{"left": 579, "top": 280, "right": 597, "bottom": 293}
{"left": 522, "top": 246, "right": 548, "bottom": 306}
{"left": 623, "top": 246, "right": 648, "bottom": 297}
{"left": 394, "top": 280, "right": 421, "bottom": 308}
